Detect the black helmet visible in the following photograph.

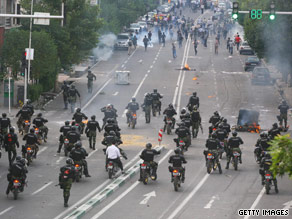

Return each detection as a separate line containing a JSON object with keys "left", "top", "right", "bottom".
{"left": 91, "top": 115, "right": 96, "bottom": 120}
{"left": 109, "top": 130, "right": 116, "bottom": 136}
{"left": 174, "top": 148, "right": 180, "bottom": 154}
{"left": 20, "top": 158, "right": 26, "bottom": 166}
{"left": 26, "top": 99, "right": 31, "bottom": 104}
{"left": 88, "top": 70, "right": 92, "bottom": 74}
{"left": 2, "top": 113, "right": 7, "bottom": 118}
{"left": 146, "top": 143, "right": 152, "bottom": 149}
{"left": 282, "top": 100, "right": 287, "bottom": 105}
{"left": 169, "top": 103, "right": 173, "bottom": 108}
{"left": 30, "top": 128, "right": 35, "bottom": 133}
{"left": 181, "top": 108, "right": 186, "bottom": 115}
{"left": 132, "top": 97, "right": 136, "bottom": 102}
{"left": 9, "top": 127, "right": 15, "bottom": 133}
{"left": 75, "top": 141, "right": 82, "bottom": 148}
{"left": 71, "top": 84, "right": 75, "bottom": 89}
{"left": 193, "top": 92, "right": 197, "bottom": 96}
{"left": 193, "top": 106, "right": 198, "bottom": 111}
{"left": 211, "top": 133, "right": 217, "bottom": 138}
{"left": 232, "top": 131, "right": 237, "bottom": 137}
{"left": 181, "top": 122, "right": 186, "bottom": 127}
{"left": 71, "top": 126, "right": 76, "bottom": 131}
{"left": 273, "top": 123, "right": 278, "bottom": 128}
{"left": 65, "top": 121, "right": 70, "bottom": 125}
{"left": 76, "top": 108, "right": 81, "bottom": 113}
{"left": 38, "top": 113, "right": 42, "bottom": 117}
{"left": 66, "top": 158, "right": 73, "bottom": 165}
{"left": 154, "top": 89, "right": 157, "bottom": 93}
{"left": 16, "top": 155, "right": 22, "bottom": 162}
{"left": 218, "top": 124, "right": 223, "bottom": 129}
{"left": 223, "top": 118, "right": 227, "bottom": 123}
{"left": 214, "top": 111, "right": 219, "bottom": 116}
{"left": 260, "top": 132, "right": 265, "bottom": 138}
{"left": 185, "top": 113, "right": 190, "bottom": 117}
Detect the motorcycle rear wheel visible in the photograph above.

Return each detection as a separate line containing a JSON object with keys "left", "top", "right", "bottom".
{"left": 265, "top": 182, "right": 270, "bottom": 194}
{"left": 207, "top": 160, "right": 212, "bottom": 174}
{"left": 143, "top": 177, "right": 148, "bottom": 185}
{"left": 167, "top": 124, "right": 171, "bottom": 135}
{"left": 234, "top": 157, "right": 238, "bottom": 171}
{"left": 174, "top": 177, "right": 179, "bottom": 191}
{"left": 13, "top": 189, "right": 18, "bottom": 200}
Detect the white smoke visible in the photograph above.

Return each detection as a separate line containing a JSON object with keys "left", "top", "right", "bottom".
{"left": 93, "top": 33, "right": 117, "bottom": 61}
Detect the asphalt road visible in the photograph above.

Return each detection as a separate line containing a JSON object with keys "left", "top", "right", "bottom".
{"left": 0, "top": 7, "right": 291, "bottom": 219}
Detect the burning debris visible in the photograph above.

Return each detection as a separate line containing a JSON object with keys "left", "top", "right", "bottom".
{"left": 234, "top": 109, "right": 261, "bottom": 133}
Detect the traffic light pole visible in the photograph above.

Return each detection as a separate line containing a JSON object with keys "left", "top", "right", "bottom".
{"left": 27, "top": 0, "right": 34, "bottom": 103}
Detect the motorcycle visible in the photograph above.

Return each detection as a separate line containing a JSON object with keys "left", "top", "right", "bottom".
{"left": 10, "top": 177, "right": 24, "bottom": 200}
{"left": 152, "top": 101, "right": 160, "bottom": 117}
{"left": 34, "top": 126, "right": 43, "bottom": 144}
{"left": 231, "top": 149, "right": 241, "bottom": 170}
{"left": 172, "top": 168, "right": 182, "bottom": 192}
{"left": 173, "top": 138, "right": 186, "bottom": 155}
{"left": 254, "top": 146, "right": 262, "bottom": 164}
{"left": 73, "top": 161, "right": 83, "bottom": 182}
{"left": 140, "top": 162, "right": 156, "bottom": 185}
{"left": 144, "top": 106, "right": 151, "bottom": 124}
{"left": 23, "top": 145, "right": 34, "bottom": 166}
{"left": 166, "top": 116, "right": 173, "bottom": 135}
{"left": 107, "top": 160, "right": 119, "bottom": 179}
{"left": 218, "top": 140, "right": 226, "bottom": 159}
{"left": 264, "top": 170, "right": 278, "bottom": 194}
{"left": 129, "top": 112, "right": 137, "bottom": 129}
{"left": 23, "top": 120, "right": 31, "bottom": 135}
{"left": 64, "top": 140, "right": 74, "bottom": 157}
{"left": 206, "top": 151, "right": 222, "bottom": 174}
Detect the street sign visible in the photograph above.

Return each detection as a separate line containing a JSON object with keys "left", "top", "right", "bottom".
{"left": 25, "top": 48, "right": 34, "bottom": 60}
{"left": 34, "top": 12, "right": 50, "bottom": 25}
{"left": 90, "top": 0, "right": 98, "bottom": 5}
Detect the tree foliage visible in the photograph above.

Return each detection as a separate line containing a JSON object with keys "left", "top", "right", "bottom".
{"left": 268, "top": 134, "right": 292, "bottom": 179}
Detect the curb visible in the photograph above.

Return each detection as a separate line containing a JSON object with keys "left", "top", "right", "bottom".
{"left": 64, "top": 146, "right": 165, "bottom": 219}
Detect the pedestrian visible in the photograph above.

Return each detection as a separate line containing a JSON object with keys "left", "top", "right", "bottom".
{"left": 143, "top": 35, "right": 149, "bottom": 51}
{"left": 215, "top": 38, "right": 219, "bottom": 55}
{"left": 227, "top": 37, "right": 230, "bottom": 50}
{"left": 132, "top": 35, "right": 137, "bottom": 49}
{"left": 235, "top": 34, "right": 241, "bottom": 50}
{"left": 201, "top": 4, "right": 204, "bottom": 14}
{"left": 128, "top": 38, "right": 133, "bottom": 55}
{"left": 158, "top": 29, "right": 162, "bottom": 44}
{"left": 162, "top": 32, "right": 166, "bottom": 47}
{"left": 193, "top": 39, "right": 198, "bottom": 55}
{"left": 169, "top": 28, "right": 174, "bottom": 40}
{"left": 172, "top": 43, "right": 177, "bottom": 58}
{"left": 229, "top": 41, "right": 234, "bottom": 55}
{"left": 87, "top": 70, "right": 96, "bottom": 94}
{"left": 68, "top": 84, "right": 80, "bottom": 113}
{"left": 178, "top": 33, "right": 183, "bottom": 48}
{"left": 61, "top": 81, "right": 70, "bottom": 109}
{"left": 148, "top": 30, "right": 152, "bottom": 41}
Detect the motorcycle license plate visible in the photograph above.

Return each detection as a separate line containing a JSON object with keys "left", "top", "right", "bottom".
{"left": 14, "top": 182, "right": 21, "bottom": 186}
{"left": 141, "top": 166, "right": 147, "bottom": 169}
{"left": 75, "top": 166, "right": 81, "bottom": 170}
{"left": 64, "top": 140, "right": 69, "bottom": 144}
{"left": 27, "top": 150, "right": 33, "bottom": 153}
{"left": 207, "top": 155, "right": 213, "bottom": 159}
{"left": 173, "top": 172, "right": 180, "bottom": 176}
{"left": 35, "top": 130, "right": 39, "bottom": 134}
{"left": 108, "top": 165, "right": 113, "bottom": 169}
{"left": 233, "top": 152, "right": 240, "bottom": 157}
{"left": 132, "top": 114, "right": 137, "bottom": 119}
{"left": 167, "top": 119, "right": 172, "bottom": 123}
{"left": 265, "top": 175, "right": 272, "bottom": 179}
{"left": 220, "top": 142, "right": 224, "bottom": 146}
{"left": 25, "top": 122, "right": 30, "bottom": 125}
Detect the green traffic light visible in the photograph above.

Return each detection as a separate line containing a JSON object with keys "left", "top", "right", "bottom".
{"left": 232, "top": 14, "right": 238, "bottom": 19}
{"left": 269, "top": 14, "right": 275, "bottom": 20}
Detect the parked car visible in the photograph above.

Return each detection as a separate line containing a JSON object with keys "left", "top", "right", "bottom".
{"left": 251, "top": 67, "right": 274, "bottom": 85}
{"left": 244, "top": 56, "right": 261, "bottom": 71}
{"left": 240, "top": 42, "right": 254, "bottom": 55}
{"left": 129, "top": 23, "right": 141, "bottom": 33}
{"left": 138, "top": 21, "right": 147, "bottom": 31}
{"left": 114, "top": 33, "right": 129, "bottom": 50}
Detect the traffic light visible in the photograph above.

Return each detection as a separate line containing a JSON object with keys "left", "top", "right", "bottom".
{"left": 232, "top": 2, "right": 239, "bottom": 19}
{"left": 20, "top": 51, "right": 27, "bottom": 77}
{"left": 269, "top": 2, "right": 276, "bottom": 20}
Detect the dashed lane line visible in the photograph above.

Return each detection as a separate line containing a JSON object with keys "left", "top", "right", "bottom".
{"left": 31, "top": 181, "right": 53, "bottom": 196}
{"left": 0, "top": 206, "right": 14, "bottom": 216}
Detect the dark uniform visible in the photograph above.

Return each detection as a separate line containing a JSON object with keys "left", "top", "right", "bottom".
{"left": 215, "top": 128, "right": 227, "bottom": 141}
{"left": 72, "top": 111, "right": 87, "bottom": 134}
{"left": 254, "top": 135, "right": 270, "bottom": 162}
{"left": 278, "top": 101, "right": 289, "bottom": 128}
{"left": 163, "top": 106, "right": 177, "bottom": 130}
{"left": 126, "top": 101, "right": 139, "bottom": 124}
{"left": 59, "top": 163, "right": 75, "bottom": 207}
{"left": 87, "top": 72, "right": 96, "bottom": 93}
{"left": 104, "top": 121, "right": 121, "bottom": 137}
{"left": 181, "top": 114, "right": 192, "bottom": 130}
{"left": 6, "top": 160, "right": 27, "bottom": 195}
{"left": 142, "top": 94, "right": 153, "bottom": 119}
{"left": 226, "top": 136, "right": 244, "bottom": 168}
{"left": 268, "top": 125, "right": 281, "bottom": 140}
{"left": 0, "top": 116, "right": 11, "bottom": 135}
{"left": 151, "top": 91, "right": 163, "bottom": 115}
{"left": 139, "top": 148, "right": 160, "bottom": 179}
{"left": 204, "top": 137, "right": 221, "bottom": 161}
{"left": 69, "top": 147, "right": 90, "bottom": 177}
{"left": 66, "top": 129, "right": 81, "bottom": 144}
{"left": 4, "top": 131, "right": 19, "bottom": 166}
{"left": 175, "top": 125, "right": 191, "bottom": 149}
{"left": 101, "top": 106, "right": 117, "bottom": 129}
{"left": 187, "top": 94, "right": 200, "bottom": 111}
{"left": 168, "top": 153, "right": 187, "bottom": 182}
{"left": 85, "top": 118, "right": 101, "bottom": 149}
{"left": 61, "top": 81, "right": 70, "bottom": 109}
{"left": 32, "top": 116, "right": 48, "bottom": 140}
{"left": 16, "top": 107, "right": 32, "bottom": 132}
{"left": 259, "top": 154, "right": 278, "bottom": 192}
{"left": 58, "top": 124, "right": 72, "bottom": 153}
{"left": 23, "top": 132, "right": 40, "bottom": 158}
{"left": 67, "top": 86, "right": 80, "bottom": 113}
{"left": 190, "top": 109, "right": 201, "bottom": 138}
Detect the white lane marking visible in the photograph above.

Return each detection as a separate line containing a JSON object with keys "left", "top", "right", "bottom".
{"left": 0, "top": 206, "right": 14, "bottom": 216}
{"left": 82, "top": 78, "right": 112, "bottom": 111}
{"left": 122, "top": 109, "right": 128, "bottom": 118}
{"left": 167, "top": 173, "right": 209, "bottom": 219}
{"left": 87, "top": 149, "right": 98, "bottom": 158}
{"left": 243, "top": 187, "right": 265, "bottom": 219}
{"left": 38, "top": 146, "right": 48, "bottom": 155}
{"left": 147, "top": 70, "right": 151, "bottom": 73}
{"left": 113, "top": 92, "right": 119, "bottom": 96}
{"left": 150, "top": 65, "right": 153, "bottom": 69}
{"left": 283, "top": 200, "right": 292, "bottom": 210}
{"left": 31, "top": 181, "right": 53, "bottom": 196}
{"left": 204, "top": 195, "right": 218, "bottom": 209}
{"left": 56, "top": 156, "right": 65, "bottom": 164}
{"left": 91, "top": 150, "right": 173, "bottom": 219}
{"left": 140, "top": 191, "right": 156, "bottom": 205}
{"left": 155, "top": 57, "right": 158, "bottom": 60}
{"left": 133, "top": 73, "right": 148, "bottom": 98}
{"left": 121, "top": 64, "right": 125, "bottom": 68}
{"left": 53, "top": 150, "right": 142, "bottom": 219}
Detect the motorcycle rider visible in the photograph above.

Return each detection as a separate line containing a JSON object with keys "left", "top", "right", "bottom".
{"left": 268, "top": 123, "right": 281, "bottom": 140}
{"left": 106, "top": 140, "right": 124, "bottom": 174}
{"left": 226, "top": 131, "right": 244, "bottom": 169}
{"left": 175, "top": 122, "right": 191, "bottom": 150}
{"left": 57, "top": 121, "right": 72, "bottom": 153}
{"left": 215, "top": 124, "right": 228, "bottom": 145}
{"left": 104, "top": 118, "right": 121, "bottom": 138}
{"left": 209, "top": 111, "right": 221, "bottom": 136}
{"left": 66, "top": 126, "right": 81, "bottom": 148}
{"left": 163, "top": 103, "right": 177, "bottom": 131}
{"left": 142, "top": 93, "right": 153, "bottom": 122}
{"left": 4, "top": 127, "right": 19, "bottom": 166}
{"left": 23, "top": 99, "right": 34, "bottom": 117}
{"left": 254, "top": 132, "right": 270, "bottom": 162}
{"left": 168, "top": 148, "right": 187, "bottom": 183}
{"left": 0, "top": 113, "right": 11, "bottom": 135}
{"left": 126, "top": 97, "right": 139, "bottom": 126}
{"left": 190, "top": 106, "right": 202, "bottom": 138}
{"left": 101, "top": 104, "right": 118, "bottom": 130}
{"left": 139, "top": 143, "right": 161, "bottom": 181}
{"left": 220, "top": 118, "right": 231, "bottom": 137}
{"left": 181, "top": 111, "right": 192, "bottom": 130}
{"left": 102, "top": 130, "right": 122, "bottom": 146}
{"left": 259, "top": 152, "right": 278, "bottom": 192}
{"left": 204, "top": 133, "right": 222, "bottom": 161}
{"left": 69, "top": 142, "right": 91, "bottom": 177}
{"left": 85, "top": 115, "right": 101, "bottom": 150}
{"left": 22, "top": 128, "right": 40, "bottom": 158}
{"left": 59, "top": 158, "right": 75, "bottom": 207}
{"left": 16, "top": 105, "right": 32, "bottom": 133}
{"left": 151, "top": 89, "right": 163, "bottom": 116}
{"left": 61, "top": 81, "right": 70, "bottom": 109}
{"left": 278, "top": 100, "right": 289, "bottom": 129}
{"left": 87, "top": 70, "right": 96, "bottom": 93}
{"left": 72, "top": 108, "right": 88, "bottom": 134}
{"left": 187, "top": 92, "right": 200, "bottom": 111}
{"left": 6, "top": 156, "right": 27, "bottom": 195}
{"left": 67, "top": 84, "right": 80, "bottom": 113}
{"left": 32, "top": 113, "right": 49, "bottom": 142}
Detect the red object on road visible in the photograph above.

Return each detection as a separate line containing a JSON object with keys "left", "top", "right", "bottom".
{"left": 158, "top": 129, "right": 163, "bottom": 142}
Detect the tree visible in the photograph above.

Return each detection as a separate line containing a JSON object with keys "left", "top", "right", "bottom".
{"left": 268, "top": 134, "right": 292, "bottom": 179}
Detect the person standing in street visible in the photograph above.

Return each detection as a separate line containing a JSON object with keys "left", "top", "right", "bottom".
{"left": 68, "top": 85, "right": 80, "bottom": 113}
{"left": 193, "top": 39, "right": 198, "bottom": 55}
{"left": 158, "top": 29, "right": 162, "bottom": 44}
{"left": 201, "top": 4, "right": 204, "bottom": 14}
{"left": 85, "top": 115, "right": 101, "bottom": 150}
{"left": 61, "top": 81, "right": 70, "bottom": 109}
{"left": 229, "top": 40, "right": 234, "bottom": 55}
{"left": 132, "top": 35, "right": 137, "bottom": 49}
{"left": 278, "top": 100, "right": 290, "bottom": 129}
{"left": 128, "top": 38, "right": 133, "bottom": 55}
{"left": 143, "top": 35, "right": 149, "bottom": 51}
{"left": 87, "top": 70, "right": 96, "bottom": 94}
{"left": 148, "top": 30, "right": 152, "bottom": 41}
{"left": 172, "top": 43, "right": 177, "bottom": 59}
{"left": 162, "top": 32, "right": 166, "bottom": 47}
{"left": 215, "top": 38, "right": 219, "bottom": 55}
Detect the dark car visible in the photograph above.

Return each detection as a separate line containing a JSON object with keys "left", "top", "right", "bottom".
{"left": 251, "top": 67, "right": 274, "bottom": 85}
{"left": 244, "top": 56, "right": 261, "bottom": 71}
